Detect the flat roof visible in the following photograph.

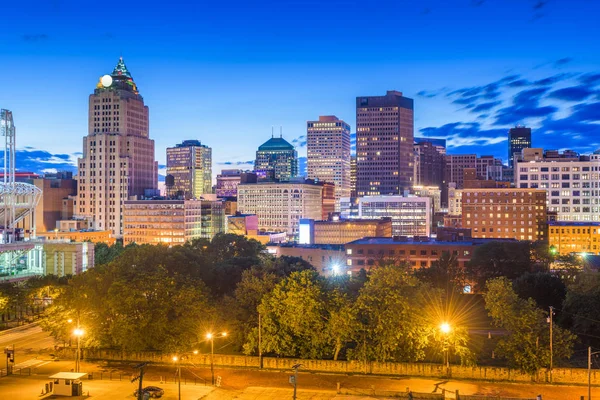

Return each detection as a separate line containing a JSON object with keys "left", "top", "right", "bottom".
{"left": 346, "top": 237, "right": 515, "bottom": 246}
{"left": 49, "top": 372, "right": 87, "bottom": 380}
{"left": 549, "top": 221, "right": 600, "bottom": 227}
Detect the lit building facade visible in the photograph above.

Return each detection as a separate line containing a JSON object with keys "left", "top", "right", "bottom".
{"left": 461, "top": 188, "right": 547, "bottom": 241}
{"left": 357, "top": 196, "right": 431, "bottom": 237}
{"left": 255, "top": 136, "right": 298, "bottom": 182}
{"left": 413, "top": 139, "right": 445, "bottom": 189}
{"left": 307, "top": 116, "right": 351, "bottom": 211}
{"left": 345, "top": 237, "right": 489, "bottom": 273}
{"left": 356, "top": 91, "right": 414, "bottom": 196}
{"left": 412, "top": 185, "right": 441, "bottom": 214}
{"left": 267, "top": 243, "right": 346, "bottom": 276}
{"left": 515, "top": 149, "right": 600, "bottom": 221}
{"left": 166, "top": 140, "right": 212, "bottom": 199}
{"left": 43, "top": 242, "right": 94, "bottom": 276}
{"left": 508, "top": 126, "right": 532, "bottom": 168}
{"left": 237, "top": 181, "right": 324, "bottom": 237}
{"left": 299, "top": 217, "right": 392, "bottom": 245}
{"left": 215, "top": 170, "right": 257, "bottom": 198}
{"left": 549, "top": 221, "right": 600, "bottom": 255}
{"left": 77, "top": 58, "right": 158, "bottom": 236}
{"left": 123, "top": 199, "right": 225, "bottom": 245}
{"left": 350, "top": 156, "right": 357, "bottom": 198}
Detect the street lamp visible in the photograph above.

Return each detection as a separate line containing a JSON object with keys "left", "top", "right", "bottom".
{"left": 439, "top": 322, "right": 451, "bottom": 375}
{"left": 73, "top": 328, "right": 84, "bottom": 373}
{"left": 172, "top": 356, "right": 181, "bottom": 400}
{"left": 206, "top": 332, "right": 227, "bottom": 386}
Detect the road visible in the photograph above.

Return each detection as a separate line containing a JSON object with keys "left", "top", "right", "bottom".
{"left": 0, "top": 323, "right": 56, "bottom": 373}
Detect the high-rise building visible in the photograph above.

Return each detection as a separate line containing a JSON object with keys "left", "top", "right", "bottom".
{"left": 508, "top": 126, "right": 532, "bottom": 168}
{"left": 350, "top": 156, "right": 357, "bottom": 198}
{"left": 307, "top": 116, "right": 351, "bottom": 211}
{"left": 166, "top": 140, "right": 212, "bottom": 199}
{"left": 356, "top": 91, "right": 414, "bottom": 196}
{"left": 77, "top": 57, "right": 158, "bottom": 236}
{"left": 515, "top": 148, "right": 600, "bottom": 222}
{"left": 254, "top": 136, "right": 298, "bottom": 182}
{"left": 462, "top": 188, "right": 547, "bottom": 241}
{"left": 237, "top": 180, "right": 324, "bottom": 237}
{"left": 413, "top": 139, "right": 445, "bottom": 189}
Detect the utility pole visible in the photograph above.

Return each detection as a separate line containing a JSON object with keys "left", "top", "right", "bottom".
{"left": 589, "top": 346, "right": 592, "bottom": 400}
{"left": 291, "top": 363, "right": 302, "bottom": 400}
{"left": 549, "top": 306, "right": 554, "bottom": 382}
{"left": 131, "top": 362, "right": 148, "bottom": 400}
{"left": 258, "top": 312, "right": 263, "bottom": 369}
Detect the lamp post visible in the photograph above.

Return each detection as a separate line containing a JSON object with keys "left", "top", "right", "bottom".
{"left": 440, "top": 322, "right": 451, "bottom": 376}
{"left": 73, "top": 328, "right": 83, "bottom": 373}
{"left": 172, "top": 356, "right": 181, "bottom": 400}
{"left": 206, "top": 332, "right": 227, "bottom": 386}
{"left": 588, "top": 347, "right": 600, "bottom": 400}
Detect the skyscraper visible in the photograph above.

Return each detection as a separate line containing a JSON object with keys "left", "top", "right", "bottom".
{"left": 307, "top": 116, "right": 351, "bottom": 211}
{"left": 508, "top": 126, "right": 532, "bottom": 167}
{"left": 413, "top": 139, "right": 445, "bottom": 189}
{"left": 356, "top": 91, "right": 414, "bottom": 196}
{"left": 166, "top": 140, "right": 212, "bottom": 199}
{"left": 77, "top": 57, "right": 158, "bottom": 236}
{"left": 254, "top": 136, "right": 298, "bottom": 181}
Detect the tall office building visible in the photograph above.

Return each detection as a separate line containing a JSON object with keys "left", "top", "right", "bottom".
{"left": 307, "top": 116, "right": 351, "bottom": 211}
{"left": 166, "top": 140, "right": 212, "bottom": 199}
{"left": 350, "top": 156, "right": 357, "bottom": 198}
{"left": 356, "top": 91, "right": 414, "bottom": 196}
{"left": 255, "top": 136, "right": 298, "bottom": 181}
{"left": 508, "top": 126, "right": 532, "bottom": 168}
{"left": 77, "top": 57, "right": 158, "bottom": 236}
{"left": 413, "top": 139, "right": 445, "bottom": 188}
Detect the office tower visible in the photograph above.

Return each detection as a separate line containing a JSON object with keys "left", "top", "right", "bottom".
{"left": 166, "top": 140, "right": 212, "bottom": 199}
{"left": 77, "top": 57, "right": 158, "bottom": 236}
{"left": 350, "top": 156, "right": 357, "bottom": 198}
{"left": 515, "top": 148, "right": 600, "bottom": 222}
{"left": 462, "top": 188, "right": 547, "bottom": 241}
{"left": 413, "top": 139, "right": 445, "bottom": 188}
{"left": 307, "top": 116, "right": 351, "bottom": 211}
{"left": 254, "top": 135, "right": 298, "bottom": 182}
{"left": 508, "top": 126, "right": 532, "bottom": 168}
{"left": 356, "top": 91, "right": 414, "bottom": 196}
{"left": 237, "top": 180, "right": 324, "bottom": 237}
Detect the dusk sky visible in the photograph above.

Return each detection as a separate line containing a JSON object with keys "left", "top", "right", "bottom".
{"left": 1, "top": 0, "right": 599, "bottom": 178}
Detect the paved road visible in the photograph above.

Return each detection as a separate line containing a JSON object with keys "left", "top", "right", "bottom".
{"left": 0, "top": 323, "right": 57, "bottom": 374}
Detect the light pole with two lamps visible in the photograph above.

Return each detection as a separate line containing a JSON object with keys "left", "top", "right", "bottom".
{"left": 206, "top": 332, "right": 227, "bottom": 386}
{"left": 73, "top": 328, "right": 84, "bottom": 373}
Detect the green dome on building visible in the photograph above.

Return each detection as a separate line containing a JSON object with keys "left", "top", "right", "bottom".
{"left": 258, "top": 137, "right": 295, "bottom": 151}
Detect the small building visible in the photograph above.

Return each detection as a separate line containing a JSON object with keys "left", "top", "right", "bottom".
{"left": 549, "top": 221, "right": 600, "bottom": 256}
{"left": 267, "top": 243, "right": 345, "bottom": 276}
{"left": 48, "top": 372, "right": 86, "bottom": 397}
{"left": 298, "top": 217, "right": 392, "bottom": 245}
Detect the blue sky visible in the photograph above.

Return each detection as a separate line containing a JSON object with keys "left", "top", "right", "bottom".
{"left": 1, "top": 0, "right": 599, "bottom": 178}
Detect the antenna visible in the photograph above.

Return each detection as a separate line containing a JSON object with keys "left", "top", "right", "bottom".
{"left": 271, "top": 126, "right": 274, "bottom": 138}
{"left": 280, "top": 126, "right": 282, "bottom": 138}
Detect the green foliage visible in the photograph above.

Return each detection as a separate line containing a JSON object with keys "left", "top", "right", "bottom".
{"left": 560, "top": 274, "right": 600, "bottom": 348}
{"left": 466, "top": 241, "right": 538, "bottom": 291}
{"left": 483, "top": 277, "right": 575, "bottom": 374}
{"left": 513, "top": 272, "right": 566, "bottom": 310}
{"left": 414, "top": 251, "right": 466, "bottom": 293}
{"left": 94, "top": 241, "right": 137, "bottom": 266}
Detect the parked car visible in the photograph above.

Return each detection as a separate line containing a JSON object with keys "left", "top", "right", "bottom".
{"left": 133, "top": 386, "right": 164, "bottom": 398}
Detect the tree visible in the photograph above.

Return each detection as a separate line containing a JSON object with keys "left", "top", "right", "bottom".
{"left": 244, "top": 270, "right": 329, "bottom": 358}
{"left": 325, "top": 289, "right": 358, "bottom": 361}
{"left": 560, "top": 274, "right": 600, "bottom": 348}
{"left": 513, "top": 272, "right": 566, "bottom": 311}
{"left": 351, "top": 262, "right": 432, "bottom": 362}
{"left": 414, "top": 251, "right": 466, "bottom": 293}
{"left": 483, "top": 277, "right": 575, "bottom": 375}
{"left": 466, "top": 241, "right": 537, "bottom": 291}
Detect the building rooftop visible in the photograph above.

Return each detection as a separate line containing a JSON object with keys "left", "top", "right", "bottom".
{"left": 258, "top": 137, "right": 295, "bottom": 151}
{"left": 346, "top": 237, "right": 515, "bottom": 246}
{"left": 549, "top": 221, "right": 600, "bottom": 227}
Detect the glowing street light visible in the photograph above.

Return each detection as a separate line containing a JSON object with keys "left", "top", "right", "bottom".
{"left": 206, "top": 332, "right": 228, "bottom": 385}
{"left": 439, "top": 322, "right": 451, "bottom": 375}
{"left": 73, "top": 328, "right": 84, "bottom": 373}
{"left": 172, "top": 355, "right": 181, "bottom": 400}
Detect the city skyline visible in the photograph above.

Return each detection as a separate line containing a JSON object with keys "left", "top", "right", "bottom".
{"left": 1, "top": 0, "right": 599, "bottom": 179}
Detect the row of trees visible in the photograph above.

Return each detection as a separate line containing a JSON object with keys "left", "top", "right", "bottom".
{"left": 23, "top": 235, "right": 600, "bottom": 375}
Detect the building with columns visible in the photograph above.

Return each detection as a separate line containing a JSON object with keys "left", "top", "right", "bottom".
{"left": 77, "top": 58, "right": 158, "bottom": 237}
